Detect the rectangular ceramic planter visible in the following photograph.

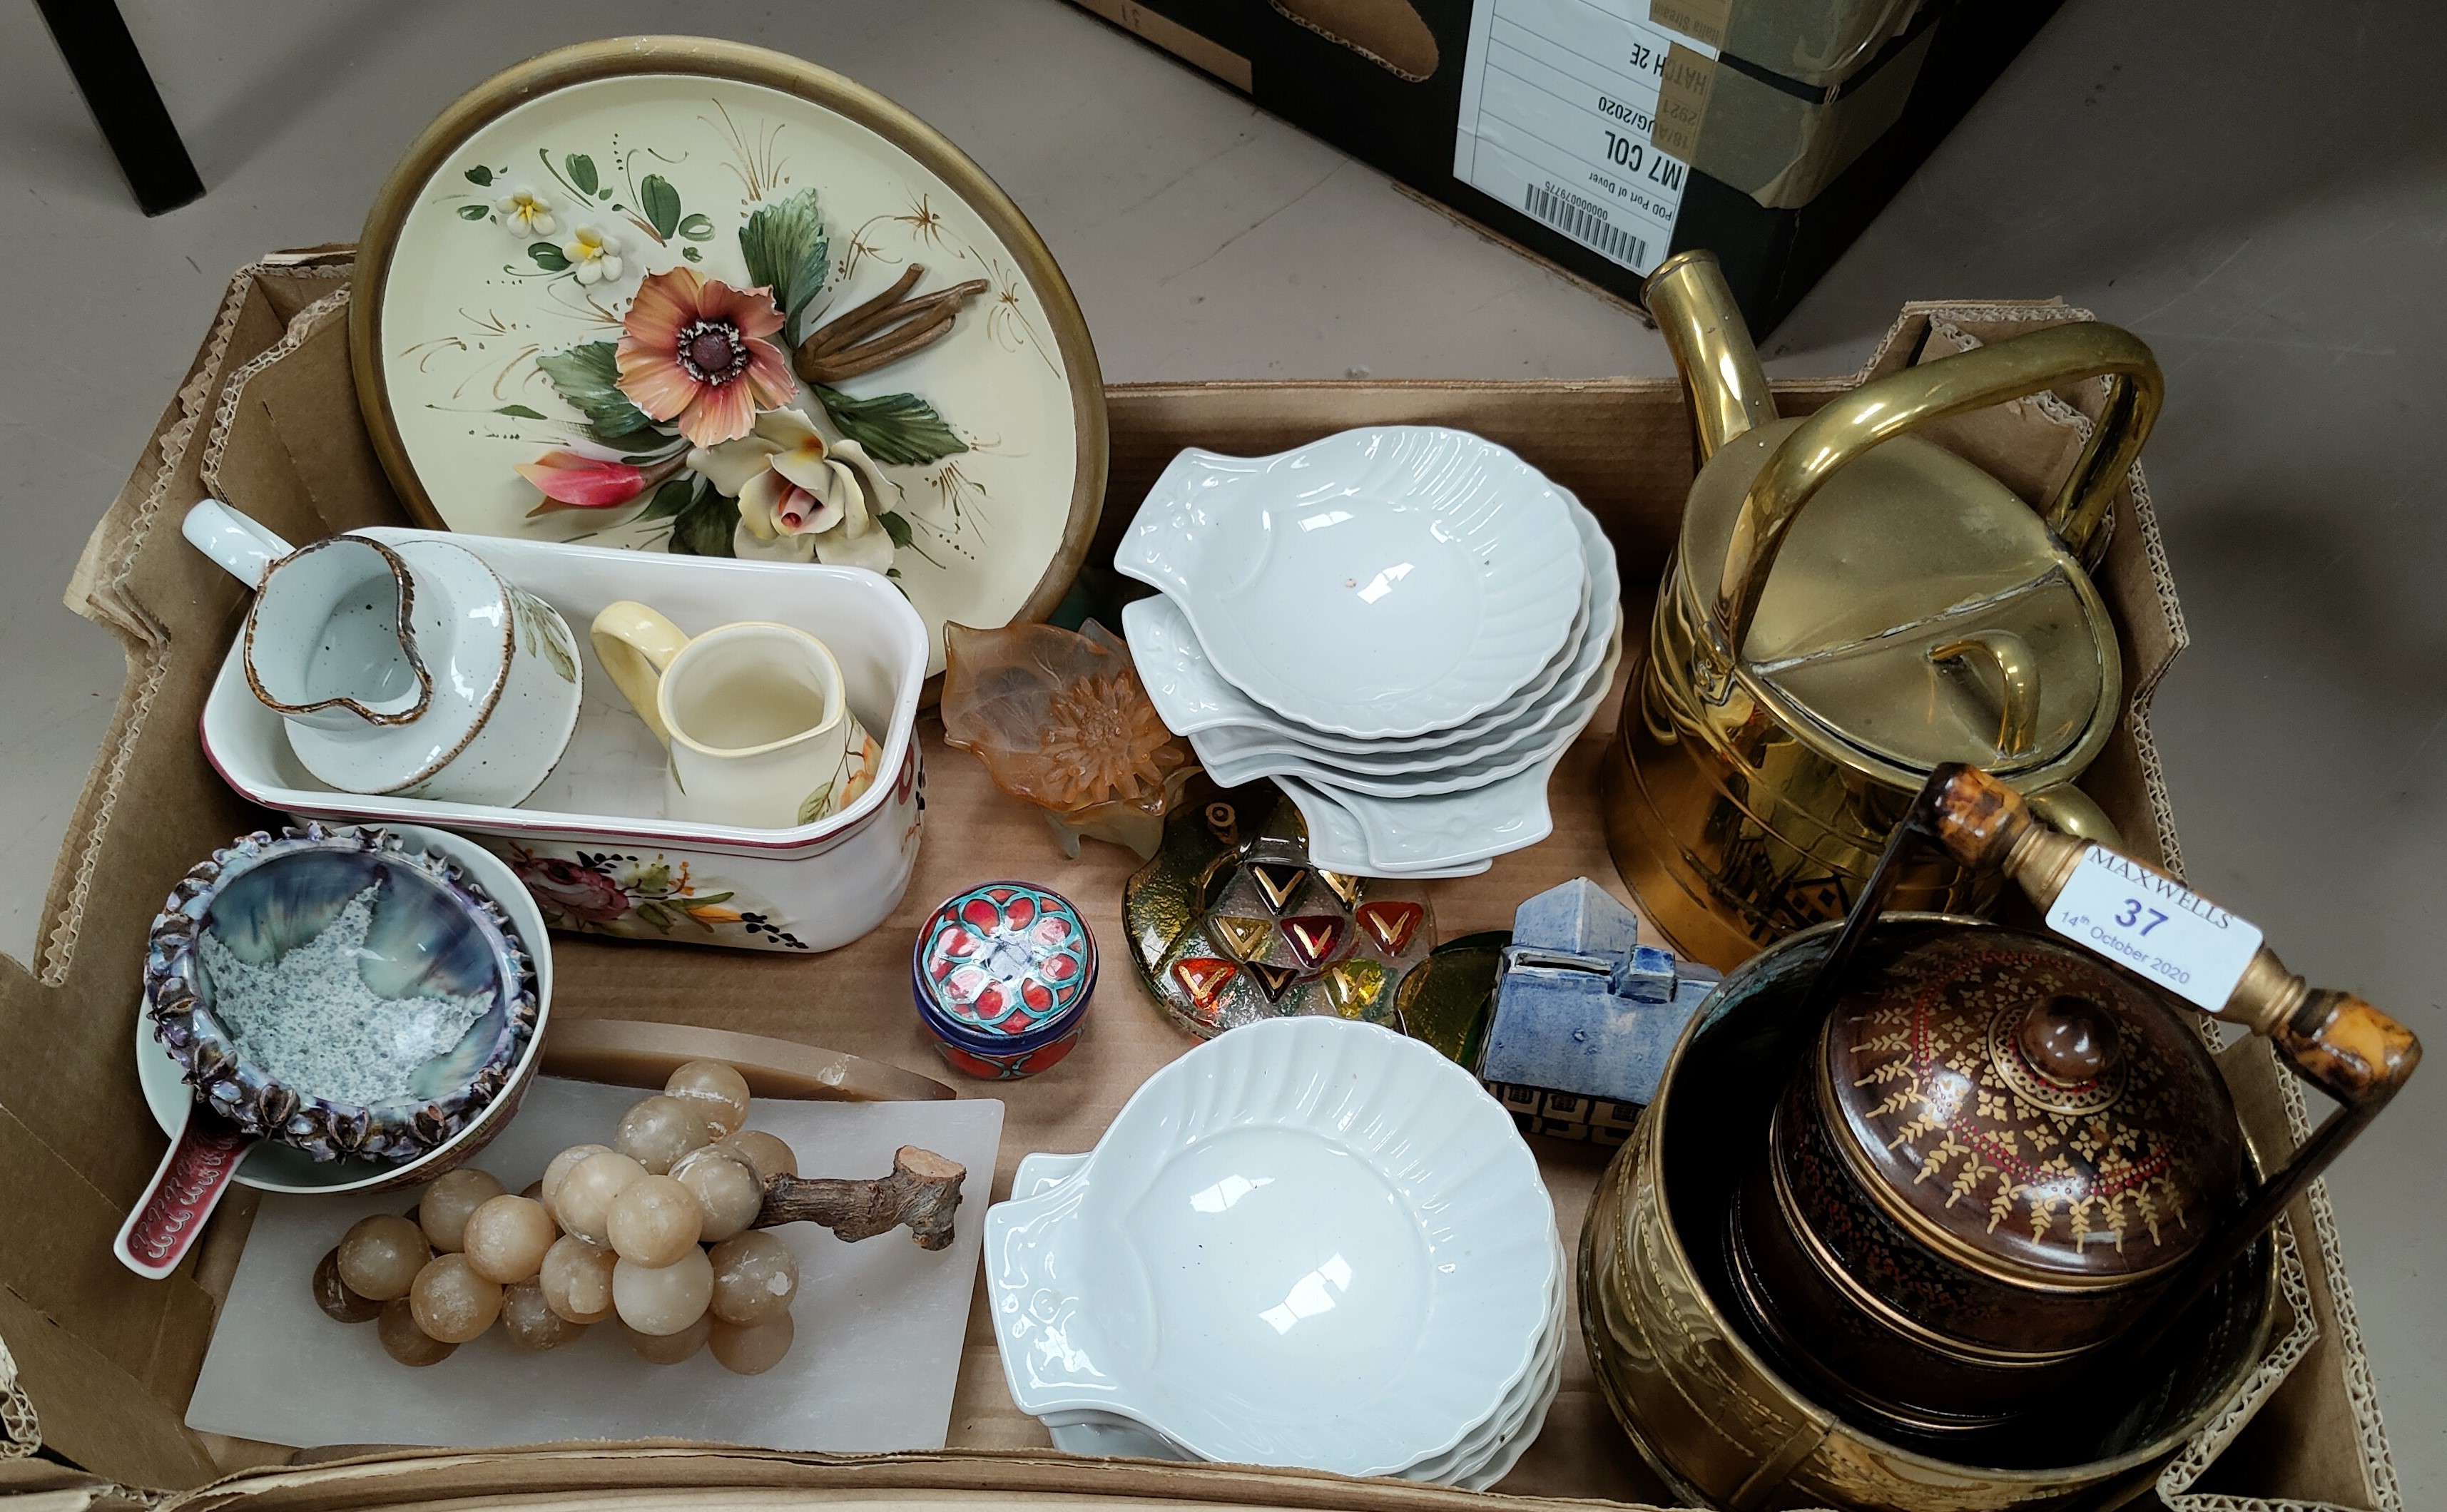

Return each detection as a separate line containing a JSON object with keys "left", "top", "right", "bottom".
{"left": 201, "top": 530, "right": 928, "bottom": 953}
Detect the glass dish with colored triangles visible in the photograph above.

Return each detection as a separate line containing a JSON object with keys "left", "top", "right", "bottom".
{"left": 1122, "top": 778, "right": 1435, "bottom": 1038}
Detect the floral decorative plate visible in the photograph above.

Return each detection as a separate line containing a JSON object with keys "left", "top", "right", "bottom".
{"left": 352, "top": 38, "right": 1106, "bottom": 675}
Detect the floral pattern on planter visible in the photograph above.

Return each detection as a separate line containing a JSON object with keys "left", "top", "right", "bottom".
{"left": 499, "top": 842, "right": 809, "bottom": 950}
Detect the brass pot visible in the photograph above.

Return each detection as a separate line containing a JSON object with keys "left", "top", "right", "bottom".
{"left": 1724, "top": 924, "right": 2249, "bottom": 1439}
{"left": 1582, "top": 767, "right": 2420, "bottom": 1511}
{"left": 1581, "top": 1028, "right": 2274, "bottom": 1512}
{"left": 1606, "top": 251, "right": 2159, "bottom": 969}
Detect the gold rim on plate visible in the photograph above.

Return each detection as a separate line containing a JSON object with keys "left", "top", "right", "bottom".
{"left": 350, "top": 36, "right": 1107, "bottom": 675}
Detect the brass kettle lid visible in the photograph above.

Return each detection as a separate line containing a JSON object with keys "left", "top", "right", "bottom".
{"left": 1682, "top": 422, "right": 2117, "bottom": 777}
{"left": 1818, "top": 928, "right": 2245, "bottom": 1284}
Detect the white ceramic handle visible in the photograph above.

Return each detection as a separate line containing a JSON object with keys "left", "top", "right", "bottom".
{"left": 983, "top": 1180, "right": 1114, "bottom": 1412}
{"left": 182, "top": 499, "right": 296, "bottom": 589}
{"left": 1015, "top": 1150, "right": 1092, "bottom": 1199}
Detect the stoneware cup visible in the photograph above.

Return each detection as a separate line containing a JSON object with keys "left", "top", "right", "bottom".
{"left": 591, "top": 601, "right": 879, "bottom": 829}
{"left": 181, "top": 498, "right": 584, "bottom": 806}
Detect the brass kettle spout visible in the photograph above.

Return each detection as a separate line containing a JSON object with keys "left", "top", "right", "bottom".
{"left": 1644, "top": 250, "right": 1778, "bottom": 462}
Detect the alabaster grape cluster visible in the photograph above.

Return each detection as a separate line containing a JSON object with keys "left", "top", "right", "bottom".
{"left": 312, "top": 1061, "right": 802, "bottom": 1374}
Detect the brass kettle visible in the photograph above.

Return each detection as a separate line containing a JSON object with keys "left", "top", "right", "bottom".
{"left": 1604, "top": 250, "right": 2164, "bottom": 969}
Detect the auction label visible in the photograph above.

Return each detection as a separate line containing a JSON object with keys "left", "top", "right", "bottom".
{"left": 2045, "top": 847, "right": 2265, "bottom": 1012}
{"left": 1452, "top": 0, "right": 1714, "bottom": 276}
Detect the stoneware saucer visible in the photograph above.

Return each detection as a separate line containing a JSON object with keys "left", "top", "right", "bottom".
{"left": 1116, "top": 427, "right": 1584, "bottom": 739}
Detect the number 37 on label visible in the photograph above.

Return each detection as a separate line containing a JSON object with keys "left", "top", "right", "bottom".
{"left": 2044, "top": 846, "right": 2264, "bottom": 1013}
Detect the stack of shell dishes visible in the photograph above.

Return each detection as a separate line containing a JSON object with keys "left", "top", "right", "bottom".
{"left": 985, "top": 1017, "right": 1563, "bottom": 1486}
{"left": 1119, "top": 426, "right": 1621, "bottom": 878}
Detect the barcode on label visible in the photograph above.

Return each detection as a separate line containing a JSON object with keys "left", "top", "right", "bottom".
{"left": 1523, "top": 183, "right": 1647, "bottom": 267}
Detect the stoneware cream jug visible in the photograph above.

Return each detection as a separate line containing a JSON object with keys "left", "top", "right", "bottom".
{"left": 182, "top": 499, "right": 583, "bottom": 806}
{"left": 590, "top": 601, "right": 881, "bottom": 829}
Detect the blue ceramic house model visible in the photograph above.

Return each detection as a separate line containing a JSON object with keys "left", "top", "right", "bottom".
{"left": 1478, "top": 879, "right": 1721, "bottom": 1145}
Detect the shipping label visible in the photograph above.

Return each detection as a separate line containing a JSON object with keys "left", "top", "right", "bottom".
{"left": 1452, "top": 0, "right": 1716, "bottom": 277}
{"left": 2045, "top": 847, "right": 2267, "bottom": 1013}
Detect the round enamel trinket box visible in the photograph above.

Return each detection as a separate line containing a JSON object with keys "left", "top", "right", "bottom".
{"left": 912, "top": 882, "right": 1097, "bottom": 1079}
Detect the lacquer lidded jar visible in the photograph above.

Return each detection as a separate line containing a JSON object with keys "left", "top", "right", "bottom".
{"left": 910, "top": 882, "right": 1096, "bottom": 1080}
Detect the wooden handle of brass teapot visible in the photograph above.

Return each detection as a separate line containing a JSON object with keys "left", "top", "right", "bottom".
{"left": 1911, "top": 762, "right": 2418, "bottom": 1367}
{"left": 1921, "top": 763, "right": 2421, "bottom": 1108}
{"left": 1712, "top": 324, "right": 2164, "bottom": 653}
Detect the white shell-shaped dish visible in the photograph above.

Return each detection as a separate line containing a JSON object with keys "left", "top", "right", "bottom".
{"left": 1013, "top": 1151, "right": 1565, "bottom": 1485}
{"left": 984, "top": 1018, "right": 1556, "bottom": 1477}
{"left": 1269, "top": 778, "right": 1492, "bottom": 879}
{"left": 1018, "top": 1149, "right": 1564, "bottom": 1485}
{"left": 1190, "top": 592, "right": 1621, "bottom": 797}
{"left": 1116, "top": 428, "right": 1584, "bottom": 739}
{"left": 1451, "top": 1337, "right": 1562, "bottom": 1491}
{"left": 1042, "top": 1284, "right": 1562, "bottom": 1484}
{"left": 1126, "top": 491, "right": 1617, "bottom": 770}
{"left": 1273, "top": 624, "right": 1622, "bottom": 875}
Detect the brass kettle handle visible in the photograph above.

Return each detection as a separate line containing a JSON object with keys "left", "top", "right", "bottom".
{"left": 1713, "top": 322, "right": 2164, "bottom": 655}
{"left": 1928, "top": 631, "right": 2040, "bottom": 760}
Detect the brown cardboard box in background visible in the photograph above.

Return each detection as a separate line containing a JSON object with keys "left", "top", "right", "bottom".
{"left": 0, "top": 256, "right": 2399, "bottom": 1512}
{"left": 1067, "top": 0, "right": 2065, "bottom": 336}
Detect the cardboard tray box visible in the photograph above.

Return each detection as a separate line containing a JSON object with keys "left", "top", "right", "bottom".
{"left": 1063, "top": 0, "right": 2066, "bottom": 334}
{"left": 0, "top": 254, "right": 2402, "bottom": 1512}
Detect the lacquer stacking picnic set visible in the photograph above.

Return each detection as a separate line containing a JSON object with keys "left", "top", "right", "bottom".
{"left": 4, "top": 32, "right": 2413, "bottom": 1512}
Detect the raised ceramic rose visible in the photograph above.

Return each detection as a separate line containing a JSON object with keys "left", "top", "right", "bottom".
{"left": 513, "top": 855, "right": 632, "bottom": 926}
{"left": 691, "top": 407, "right": 901, "bottom": 573}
